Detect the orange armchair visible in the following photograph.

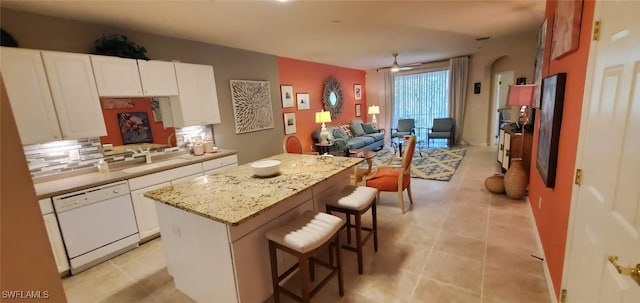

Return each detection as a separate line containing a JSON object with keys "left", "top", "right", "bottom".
{"left": 365, "top": 136, "right": 416, "bottom": 213}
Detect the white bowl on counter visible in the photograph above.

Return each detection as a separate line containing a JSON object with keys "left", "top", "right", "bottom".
{"left": 251, "top": 160, "right": 281, "bottom": 177}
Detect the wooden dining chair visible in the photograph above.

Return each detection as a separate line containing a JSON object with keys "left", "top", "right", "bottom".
{"left": 365, "top": 136, "right": 416, "bottom": 214}
{"left": 283, "top": 135, "right": 318, "bottom": 154}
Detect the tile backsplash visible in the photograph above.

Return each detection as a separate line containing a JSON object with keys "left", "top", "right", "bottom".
{"left": 25, "top": 125, "right": 214, "bottom": 178}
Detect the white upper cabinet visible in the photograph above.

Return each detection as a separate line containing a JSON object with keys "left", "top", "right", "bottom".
{"left": 137, "top": 60, "right": 179, "bottom": 96}
{"left": 41, "top": 51, "right": 107, "bottom": 140}
{"left": 91, "top": 55, "right": 179, "bottom": 97}
{"left": 0, "top": 47, "right": 63, "bottom": 144}
{"left": 170, "top": 62, "right": 221, "bottom": 127}
{"left": 90, "top": 55, "right": 143, "bottom": 96}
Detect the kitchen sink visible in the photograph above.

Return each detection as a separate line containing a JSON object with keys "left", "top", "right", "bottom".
{"left": 120, "top": 158, "right": 189, "bottom": 174}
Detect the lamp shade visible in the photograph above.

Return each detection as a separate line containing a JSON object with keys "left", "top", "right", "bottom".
{"left": 368, "top": 105, "right": 380, "bottom": 115}
{"left": 507, "top": 84, "right": 535, "bottom": 107}
{"left": 315, "top": 111, "right": 331, "bottom": 123}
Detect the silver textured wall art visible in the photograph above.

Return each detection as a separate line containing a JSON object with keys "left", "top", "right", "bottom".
{"left": 230, "top": 80, "right": 274, "bottom": 134}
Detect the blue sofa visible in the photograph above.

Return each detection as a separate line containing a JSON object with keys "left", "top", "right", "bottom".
{"left": 312, "top": 120, "right": 384, "bottom": 154}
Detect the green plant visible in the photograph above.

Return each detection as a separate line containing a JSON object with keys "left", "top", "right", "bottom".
{"left": 91, "top": 34, "right": 149, "bottom": 60}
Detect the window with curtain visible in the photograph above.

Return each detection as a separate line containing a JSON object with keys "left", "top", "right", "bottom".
{"left": 393, "top": 69, "right": 450, "bottom": 132}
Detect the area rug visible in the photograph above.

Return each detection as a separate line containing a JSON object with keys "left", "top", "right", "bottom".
{"left": 358, "top": 147, "right": 467, "bottom": 181}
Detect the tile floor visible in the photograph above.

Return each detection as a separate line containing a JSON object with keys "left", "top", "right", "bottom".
{"left": 61, "top": 146, "right": 552, "bottom": 303}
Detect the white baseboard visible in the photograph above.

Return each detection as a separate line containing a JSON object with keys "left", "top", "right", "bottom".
{"left": 526, "top": 197, "right": 558, "bottom": 303}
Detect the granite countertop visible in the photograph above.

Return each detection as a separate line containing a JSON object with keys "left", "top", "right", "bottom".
{"left": 144, "top": 153, "right": 363, "bottom": 226}
{"left": 34, "top": 149, "right": 238, "bottom": 199}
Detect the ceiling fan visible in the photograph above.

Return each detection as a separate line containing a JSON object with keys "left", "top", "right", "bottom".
{"left": 377, "top": 53, "right": 423, "bottom": 72}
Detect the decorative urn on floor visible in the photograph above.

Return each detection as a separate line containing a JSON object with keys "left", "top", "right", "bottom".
{"left": 504, "top": 159, "right": 528, "bottom": 199}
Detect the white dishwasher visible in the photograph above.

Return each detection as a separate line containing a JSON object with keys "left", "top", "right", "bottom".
{"left": 53, "top": 181, "right": 139, "bottom": 274}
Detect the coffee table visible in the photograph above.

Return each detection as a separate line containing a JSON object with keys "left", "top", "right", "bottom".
{"left": 349, "top": 149, "right": 377, "bottom": 184}
{"left": 391, "top": 137, "right": 408, "bottom": 156}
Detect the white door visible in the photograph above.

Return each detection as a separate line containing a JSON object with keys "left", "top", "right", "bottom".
{"left": 131, "top": 182, "right": 170, "bottom": 242}
{"left": 564, "top": 1, "right": 640, "bottom": 302}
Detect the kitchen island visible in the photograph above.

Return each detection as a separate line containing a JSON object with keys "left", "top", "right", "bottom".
{"left": 144, "top": 153, "right": 362, "bottom": 302}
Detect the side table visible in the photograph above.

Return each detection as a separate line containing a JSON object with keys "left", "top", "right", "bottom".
{"left": 314, "top": 143, "right": 334, "bottom": 155}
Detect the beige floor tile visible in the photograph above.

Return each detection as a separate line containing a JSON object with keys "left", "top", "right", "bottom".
{"left": 433, "top": 231, "right": 486, "bottom": 262}
{"left": 441, "top": 214, "right": 488, "bottom": 240}
{"left": 350, "top": 270, "right": 419, "bottom": 303}
{"left": 485, "top": 244, "right": 546, "bottom": 279}
{"left": 422, "top": 251, "right": 484, "bottom": 294}
{"left": 411, "top": 277, "right": 481, "bottom": 303}
{"left": 483, "top": 264, "right": 550, "bottom": 303}
{"left": 62, "top": 261, "right": 136, "bottom": 303}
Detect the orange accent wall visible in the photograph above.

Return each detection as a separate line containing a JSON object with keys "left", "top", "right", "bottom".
{"left": 99, "top": 98, "right": 175, "bottom": 147}
{"left": 277, "top": 57, "right": 366, "bottom": 152}
{"left": 528, "top": 0, "right": 595, "bottom": 299}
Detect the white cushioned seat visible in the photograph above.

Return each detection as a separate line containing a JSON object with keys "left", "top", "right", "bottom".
{"left": 266, "top": 211, "right": 344, "bottom": 254}
{"left": 325, "top": 185, "right": 377, "bottom": 211}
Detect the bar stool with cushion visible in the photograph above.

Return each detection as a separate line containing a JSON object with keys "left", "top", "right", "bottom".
{"left": 324, "top": 185, "right": 378, "bottom": 274}
{"left": 266, "top": 211, "right": 345, "bottom": 303}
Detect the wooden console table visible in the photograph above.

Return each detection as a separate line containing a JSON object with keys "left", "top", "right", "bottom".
{"left": 497, "top": 128, "right": 533, "bottom": 175}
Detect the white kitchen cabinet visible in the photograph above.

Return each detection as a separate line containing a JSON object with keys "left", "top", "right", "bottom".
{"left": 128, "top": 163, "right": 203, "bottom": 242}
{"left": 131, "top": 182, "right": 170, "bottom": 242}
{"left": 41, "top": 51, "right": 107, "bottom": 140}
{"left": 202, "top": 154, "right": 238, "bottom": 175}
{"left": 137, "top": 60, "right": 179, "bottom": 96}
{"left": 170, "top": 63, "right": 221, "bottom": 127}
{"left": 90, "top": 55, "right": 143, "bottom": 96}
{"left": 91, "top": 55, "right": 179, "bottom": 97}
{"left": 170, "top": 173, "right": 203, "bottom": 185}
{"left": 38, "top": 198, "right": 70, "bottom": 275}
{"left": 0, "top": 47, "right": 62, "bottom": 144}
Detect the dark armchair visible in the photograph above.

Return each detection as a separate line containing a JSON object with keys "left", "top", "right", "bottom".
{"left": 427, "top": 118, "right": 455, "bottom": 147}
{"left": 391, "top": 119, "right": 415, "bottom": 138}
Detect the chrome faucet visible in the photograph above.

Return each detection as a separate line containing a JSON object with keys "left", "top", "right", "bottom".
{"left": 126, "top": 147, "right": 152, "bottom": 164}
{"left": 139, "top": 147, "right": 152, "bottom": 164}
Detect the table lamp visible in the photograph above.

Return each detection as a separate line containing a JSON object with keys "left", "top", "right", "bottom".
{"left": 315, "top": 110, "right": 332, "bottom": 144}
{"left": 506, "top": 84, "right": 535, "bottom": 156}
{"left": 368, "top": 105, "right": 380, "bottom": 125}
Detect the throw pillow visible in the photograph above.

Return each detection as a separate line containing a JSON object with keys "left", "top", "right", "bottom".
{"left": 350, "top": 121, "right": 366, "bottom": 136}
{"left": 333, "top": 127, "right": 348, "bottom": 140}
{"left": 339, "top": 124, "right": 353, "bottom": 137}
{"left": 361, "top": 123, "right": 378, "bottom": 134}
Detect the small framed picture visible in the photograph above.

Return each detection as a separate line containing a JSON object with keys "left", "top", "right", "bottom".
{"left": 297, "top": 93, "right": 310, "bottom": 110}
{"left": 283, "top": 113, "right": 296, "bottom": 134}
{"left": 280, "top": 85, "right": 294, "bottom": 108}
{"left": 355, "top": 104, "right": 362, "bottom": 117}
{"left": 354, "top": 84, "right": 362, "bottom": 100}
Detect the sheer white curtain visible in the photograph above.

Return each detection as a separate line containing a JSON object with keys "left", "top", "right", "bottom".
{"left": 449, "top": 56, "right": 469, "bottom": 145}
{"left": 382, "top": 69, "right": 395, "bottom": 141}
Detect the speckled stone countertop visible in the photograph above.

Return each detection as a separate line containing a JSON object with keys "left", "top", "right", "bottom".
{"left": 34, "top": 150, "right": 237, "bottom": 199}
{"left": 144, "top": 153, "right": 363, "bottom": 226}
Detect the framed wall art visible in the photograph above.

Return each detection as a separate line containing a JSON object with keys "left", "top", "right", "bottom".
{"left": 118, "top": 112, "right": 153, "bottom": 144}
{"left": 551, "top": 0, "right": 583, "bottom": 60}
{"left": 355, "top": 104, "right": 361, "bottom": 117}
{"left": 230, "top": 80, "right": 274, "bottom": 134}
{"left": 297, "top": 93, "right": 310, "bottom": 110}
{"left": 280, "top": 85, "right": 294, "bottom": 108}
{"left": 536, "top": 73, "right": 566, "bottom": 188}
{"left": 283, "top": 113, "right": 296, "bottom": 134}
{"left": 354, "top": 84, "right": 362, "bottom": 100}
{"left": 533, "top": 18, "right": 548, "bottom": 108}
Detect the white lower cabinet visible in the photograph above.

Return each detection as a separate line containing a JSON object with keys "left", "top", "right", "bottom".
{"left": 127, "top": 162, "right": 205, "bottom": 243}
{"left": 131, "top": 182, "right": 170, "bottom": 242}
{"left": 39, "top": 198, "right": 70, "bottom": 275}
{"left": 203, "top": 154, "right": 238, "bottom": 175}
